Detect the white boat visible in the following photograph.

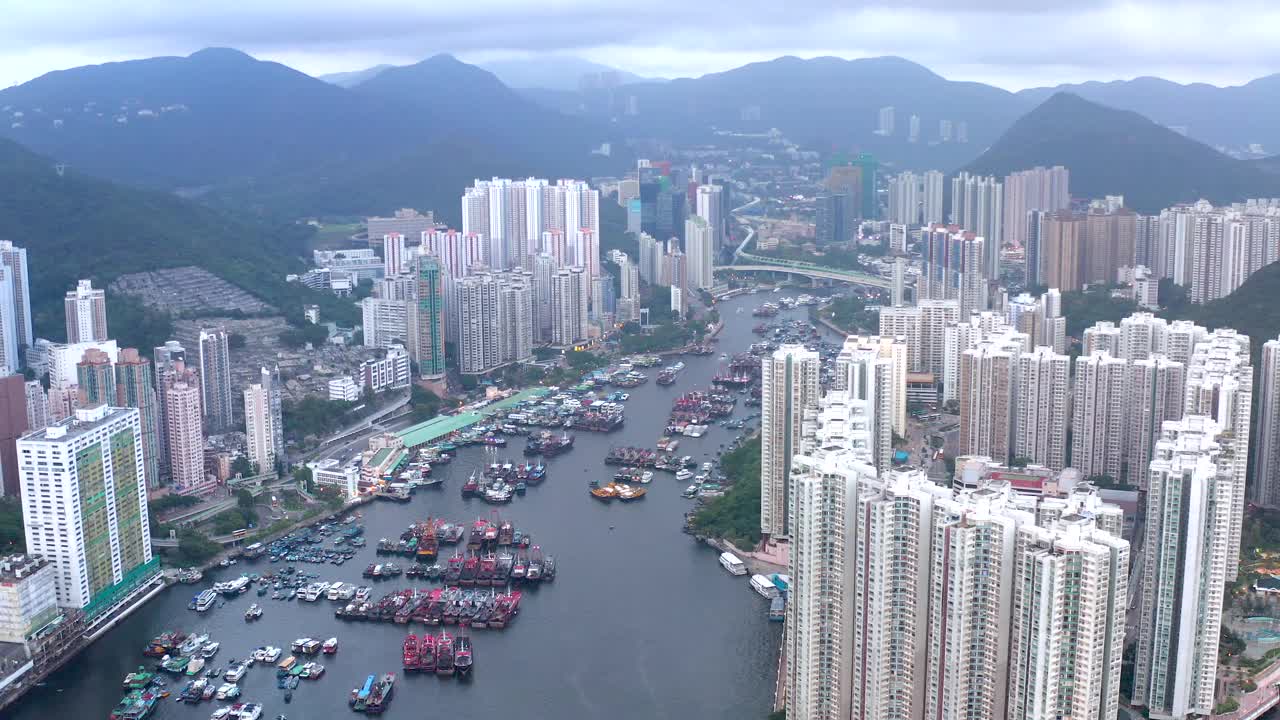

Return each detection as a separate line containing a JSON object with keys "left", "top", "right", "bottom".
{"left": 675, "top": 469, "right": 694, "bottom": 481}
{"left": 211, "top": 708, "right": 232, "bottom": 720}
{"left": 224, "top": 663, "right": 248, "bottom": 682}
{"left": 639, "top": 471, "right": 653, "bottom": 484}
{"left": 214, "top": 576, "right": 251, "bottom": 596}
{"left": 191, "top": 589, "right": 217, "bottom": 612}
{"left": 751, "top": 574, "right": 780, "bottom": 598}
{"left": 186, "top": 657, "right": 206, "bottom": 676}
{"left": 326, "top": 582, "right": 345, "bottom": 601}
{"left": 237, "top": 703, "right": 264, "bottom": 720}
{"left": 201, "top": 642, "right": 221, "bottom": 658}
{"left": 719, "top": 552, "right": 747, "bottom": 576}
{"left": 215, "top": 683, "right": 240, "bottom": 700}
{"left": 257, "top": 646, "right": 282, "bottom": 663}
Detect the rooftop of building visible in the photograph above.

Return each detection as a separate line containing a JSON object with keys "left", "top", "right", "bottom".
{"left": 0, "top": 554, "right": 49, "bottom": 582}
{"left": 21, "top": 404, "right": 132, "bottom": 443}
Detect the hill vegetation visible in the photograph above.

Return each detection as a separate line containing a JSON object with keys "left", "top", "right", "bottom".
{"left": 963, "top": 93, "right": 1280, "bottom": 213}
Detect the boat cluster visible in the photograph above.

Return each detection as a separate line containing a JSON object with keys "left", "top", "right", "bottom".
{"left": 336, "top": 587, "right": 523, "bottom": 628}
{"left": 403, "top": 631, "right": 473, "bottom": 677}
{"left": 261, "top": 516, "right": 366, "bottom": 565}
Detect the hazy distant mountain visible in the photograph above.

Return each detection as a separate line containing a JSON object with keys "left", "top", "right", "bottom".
{"left": 562, "top": 55, "right": 1026, "bottom": 170}
{"left": 0, "top": 48, "right": 622, "bottom": 218}
{"left": 317, "top": 64, "right": 395, "bottom": 87}
{"left": 963, "top": 93, "right": 1280, "bottom": 213}
{"left": 1017, "top": 75, "right": 1280, "bottom": 153}
{"left": 478, "top": 55, "right": 652, "bottom": 90}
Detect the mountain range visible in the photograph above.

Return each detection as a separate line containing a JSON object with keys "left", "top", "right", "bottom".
{"left": 0, "top": 48, "right": 620, "bottom": 220}
{"left": 319, "top": 56, "right": 651, "bottom": 92}
{"left": 962, "top": 93, "right": 1280, "bottom": 213}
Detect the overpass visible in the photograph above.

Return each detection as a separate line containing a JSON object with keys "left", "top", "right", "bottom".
{"left": 715, "top": 252, "right": 890, "bottom": 289}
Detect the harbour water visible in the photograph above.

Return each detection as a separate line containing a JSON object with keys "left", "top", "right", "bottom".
{"left": 10, "top": 289, "right": 828, "bottom": 720}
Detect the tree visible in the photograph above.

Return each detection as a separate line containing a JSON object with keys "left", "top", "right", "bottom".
{"left": 0, "top": 498, "right": 24, "bottom": 552}
{"left": 227, "top": 332, "right": 248, "bottom": 349}
{"left": 176, "top": 530, "right": 220, "bottom": 564}
{"left": 236, "top": 489, "right": 256, "bottom": 511}
{"left": 231, "top": 455, "right": 255, "bottom": 478}
{"left": 293, "top": 466, "right": 314, "bottom": 493}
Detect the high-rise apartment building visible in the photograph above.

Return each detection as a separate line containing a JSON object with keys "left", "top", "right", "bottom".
{"left": 455, "top": 271, "right": 534, "bottom": 374}
{"left": 361, "top": 297, "right": 410, "bottom": 349}
{"left": 197, "top": 328, "right": 233, "bottom": 432}
{"left": 114, "top": 349, "right": 160, "bottom": 490}
{"left": 834, "top": 335, "right": 907, "bottom": 472}
{"left": 1133, "top": 415, "right": 1232, "bottom": 720}
{"left": 63, "top": 280, "right": 108, "bottom": 344}
{"left": 1039, "top": 211, "right": 1083, "bottom": 291}
{"left": 1184, "top": 328, "right": 1252, "bottom": 580}
{"left": 684, "top": 216, "right": 714, "bottom": 290}
{"left": 1013, "top": 346, "right": 1070, "bottom": 470}
{"left": 950, "top": 173, "right": 1003, "bottom": 278}
{"left": 887, "top": 171, "right": 921, "bottom": 225}
{"left": 18, "top": 404, "right": 157, "bottom": 615}
{"left": 1002, "top": 166, "right": 1070, "bottom": 250}
{"left": 75, "top": 348, "right": 116, "bottom": 406}
{"left": 958, "top": 338, "right": 1021, "bottom": 462}
{"left": 879, "top": 299, "right": 961, "bottom": 377}
{"left": 0, "top": 374, "right": 26, "bottom": 497}
{"left": 815, "top": 195, "right": 849, "bottom": 244}
{"left": 462, "top": 178, "right": 600, "bottom": 276}
{"left": 23, "top": 380, "right": 46, "bottom": 435}
{"left": 760, "top": 345, "right": 820, "bottom": 541}
{"left": 921, "top": 170, "right": 945, "bottom": 225}
{"left": 421, "top": 229, "right": 486, "bottom": 278}
{"left": 1125, "top": 354, "right": 1186, "bottom": 488}
{"left": 0, "top": 241, "right": 33, "bottom": 354}
{"left": 695, "top": 184, "right": 725, "bottom": 249}
{"left": 942, "top": 315, "right": 1029, "bottom": 403}
{"left": 411, "top": 255, "right": 447, "bottom": 379}
{"left": 1071, "top": 352, "right": 1128, "bottom": 480}
{"left": 876, "top": 105, "right": 895, "bottom": 135}
{"left": 1082, "top": 208, "right": 1137, "bottom": 284}
{"left": 161, "top": 360, "right": 207, "bottom": 495}
{"left": 918, "top": 224, "right": 987, "bottom": 320}
{"left": 381, "top": 232, "right": 408, "bottom": 277}
{"left": 550, "top": 267, "right": 590, "bottom": 347}
{"left": 243, "top": 370, "right": 280, "bottom": 474}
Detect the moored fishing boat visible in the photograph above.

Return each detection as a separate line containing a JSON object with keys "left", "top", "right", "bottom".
{"left": 453, "top": 633, "right": 473, "bottom": 677}
{"left": 402, "top": 634, "right": 420, "bottom": 672}
{"left": 434, "top": 632, "right": 454, "bottom": 675}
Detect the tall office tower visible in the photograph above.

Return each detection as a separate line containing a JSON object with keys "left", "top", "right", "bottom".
{"left": 1126, "top": 355, "right": 1186, "bottom": 488}
{"left": 381, "top": 233, "right": 407, "bottom": 276}
{"left": 1082, "top": 321, "right": 1120, "bottom": 356}
{"left": 550, "top": 267, "right": 590, "bottom": 346}
{"left": 834, "top": 335, "right": 906, "bottom": 471}
{"left": 921, "top": 170, "right": 945, "bottom": 225}
{"left": 760, "top": 345, "right": 820, "bottom": 541}
{"left": 361, "top": 297, "right": 409, "bottom": 349}
{"left": 161, "top": 360, "right": 206, "bottom": 495}
{"left": 1184, "top": 328, "right": 1252, "bottom": 581}
{"left": 75, "top": 348, "right": 116, "bottom": 407}
{"left": 949, "top": 173, "right": 1003, "bottom": 277}
{"left": 1006, "top": 500, "right": 1128, "bottom": 720}
{"left": 0, "top": 241, "right": 32, "bottom": 353}
{"left": 24, "top": 380, "right": 47, "bottom": 434}
{"left": 695, "top": 184, "right": 725, "bottom": 249}
{"left": 411, "top": 255, "right": 446, "bottom": 379}
{"left": 917, "top": 224, "right": 987, "bottom": 319}
{"left": 958, "top": 338, "right": 1020, "bottom": 462}
{"left": 0, "top": 375, "right": 25, "bottom": 497}
{"left": 1038, "top": 211, "right": 1083, "bottom": 291}
{"left": 18, "top": 404, "right": 156, "bottom": 613}
{"left": 1133, "top": 415, "right": 1232, "bottom": 720}
{"left": 1002, "top": 166, "right": 1071, "bottom": 250}
{"left": 890, "top": 257, "right": 906, "bottom": 307}
{"left": 876, "top": 105, "right": 895, "bottom": 135}
{"left": 887, "top": 171, "right": 921, "bottom": 225}
{"left": 113, "top": 349, "right": 160, "bottom": 490}
{"left": 638, "top": 164, "right": 686, "bottom": 241}
{"left": 64, "top": 279, "right": 108, "bottom": 344}
{"left": 1255, "top": 336, "right": 1280, "bottom": 507}
{"left": 1071, "top": 352, "right": 1128, "bottom": 480}
{"left": 421, "top": 229, "right": 487, "bottom": 278}
{"left": 684, "top": 216, "right": 714, "bottom": 290}
{"left": 196, "top": 328, "right": 233, "bottom": 432}
{"left": 1013, "top": 346, "right": 1070, "bottom": 470}
{"left": 815, "top": 194, "right": 849, "bottom": 244}
{"left": 637, "top": 232, "right": 662, "bottom": 284}
{"left": 243, "top": 374, "right": 278, "bottom": 474}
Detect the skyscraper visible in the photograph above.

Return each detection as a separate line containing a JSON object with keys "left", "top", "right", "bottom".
{"left": 162, "top": 360, "right": 207, "bottom": 495}
{"left": 18, "top": 404, "right": 157, "bottom": 614}
{"left": 814, "top": 195, "right": 848, "bottom": 244}
{"left": 197, "top": 328, "right": 233, "bottom": 432}
{"left": 887, "top": 171, "right": 921, "bottom": 225}
{"left": 760, "top": 345, "right": 820, "bottom": 541}
{"left": 411, "top": 255, "right": 447, "bottom": 379}
{"left": 421, "top": 228, "right": 486, "bottom": 278}
{"left": 0, "top": 266, "right": 20, "bottom": 374}
{"left": 76, "top": 348, "right": 116, "bottom": 408}
{"left": 23, "top": 380, "right": 46, "bottom": 435}
{"left": 958, "top": 338, "right": 1020, "bottom": 462}
{"left": 684, "top": 216, "right": 714, "bottom": 290}
{"left": 1256, "top": 337, "right": 1280, "bottom": 508}
{"left": 1002, "top": 166, "right": 1070, "bottom": 250}
{"left": 1013, "top": 345, "right": 1070, "bottom": 470}
{"left": 695, "top": 184, "right": 725, "bottom": 249}
{"left": 0, "top": 241, "right": 33, "bottom": 353}
{"left": 1133, "top": 415, "right": 1232, "bottom": 720}
{"left": 64, "top": 280, "right": 108, "bottom": 344}
{"left": 455, "top": 272, "right": 534, "bottom": 375}
{"left": 1126, "top": 354, "right": 1186, "bottom": 488}
{"left": 1039, "top": 211, "right": 1083, "bottom": 291}
{"left": 0, "top": 374, "right": 27, "bottom": 497}
{"left": 115, "top": 349, "right": 161, "bottom": 490}
{"left": 950, "top": 173, "right": 1003, "bottom": 278}
{"left": 921, "top": 171, "right": 945, "bottom": 225}
{"left": 382, "top": 233, "right": 408, "bottom": 277}
{"left": 361, "top": 297, "right": 410, "bottom": 349}
{"left": 876, "top": 105, "right": 895, "bottom": 135}
{"left": 917, "top": 224, "right": 988, "bottom": 320}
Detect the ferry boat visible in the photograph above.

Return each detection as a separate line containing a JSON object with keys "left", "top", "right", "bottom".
{"left": 719, "top": 552, "right": 748, "bottom": 575}
{"left": 201, "top": 642, "right": 221, "bottom": 659}
{"left": 190, "top": 589, "right": 217, "bottom": 612}
{"left": 453, "top": 634, "right": 473, "bottom": 677}
{"left": 750, "top": 574, "right": 780, "bottom": 599}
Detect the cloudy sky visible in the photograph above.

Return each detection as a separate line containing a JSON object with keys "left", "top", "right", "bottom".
{"left": 3, "top": 0, "right": 1279, "bottom": 90}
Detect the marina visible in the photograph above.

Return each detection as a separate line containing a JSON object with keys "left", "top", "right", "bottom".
{"left": 8, "top": 289, "right": 823, "bottom": 720}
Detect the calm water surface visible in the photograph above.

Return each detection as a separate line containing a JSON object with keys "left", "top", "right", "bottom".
{"left": 10, "top": 289, "right": 830, "bottom": 720}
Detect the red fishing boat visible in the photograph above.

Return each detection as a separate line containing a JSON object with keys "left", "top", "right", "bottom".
{"left": 435, "top": 632, "right": 454, "bottom": 675}
{"left": 402, "top": 634, "right": 420, "bottom": 672}
{"left": 420, "top": 634, "right": 437, "bottom": 673}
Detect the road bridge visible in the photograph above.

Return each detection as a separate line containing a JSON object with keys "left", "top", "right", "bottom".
{"left": 715, "top": 252, "right": 890, "bottom": 289}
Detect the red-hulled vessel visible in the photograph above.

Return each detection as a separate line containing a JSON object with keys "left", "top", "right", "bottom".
{"left": 420, "top": 633, "right": 437, "bottom": 673}
{"left": 402, "top": 634, "right": 420, "bottom": 672}
{"left": 435, "top": 632, "right": 454, "bottom": 675}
